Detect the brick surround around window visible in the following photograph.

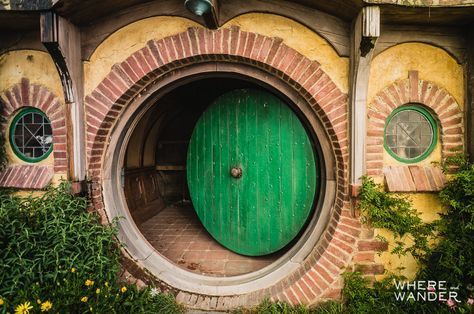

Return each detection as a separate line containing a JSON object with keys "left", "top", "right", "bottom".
{"left": 0, "top": 78, "right": 67, "bottom": 188}
{"left": 367, "top": 71, "right": 464, "bottom": 177}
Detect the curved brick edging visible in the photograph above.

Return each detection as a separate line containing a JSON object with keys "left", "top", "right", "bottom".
{"left": 0, "top": 78, "right": 68, "bottom": 173}
{"left": 367, "top": 71, "right": 464, "bottom": 176}
{"left": 85, "top": 26, "right": 360, "bottom": 308}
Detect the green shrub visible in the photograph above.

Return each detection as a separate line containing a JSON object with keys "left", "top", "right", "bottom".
{"left": 351, "top": 156, "right": 474, "bottom": 313}
{"left": 418, "top": 156, "right": 474, "bottom": 299}
{"left": 342, "top": 272, "right": 460, "bottom": 314}
{"left": 233, "top": 298, "right": 343, "bottom": 314}
{"left": 357, "top": 176, "right": 435, "bottom": 259}
{"left": 0, "top": 183, "right": 183, "bottom": 313}
{"left": 0, "top": 98, "right": 7, "bottom": 171}
{"left": 234, "top": 299, "right": 310, "bottom": 313}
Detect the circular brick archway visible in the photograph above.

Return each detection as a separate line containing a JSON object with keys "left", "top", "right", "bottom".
{"left": 86, "top": 26, "right": 361, "bottom": 309}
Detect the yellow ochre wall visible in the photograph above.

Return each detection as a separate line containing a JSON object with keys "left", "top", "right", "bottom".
{"left": 85, "top": 13, "right": 349, "bottom": 167}
{"left": 0, "top": 50, "right": 64, "bottom": 171}
{"left": 368, "top": 43, "right": 464, "bottom": 279}
{"left": 84, "top": 14, "right": 349, "bottom": 96}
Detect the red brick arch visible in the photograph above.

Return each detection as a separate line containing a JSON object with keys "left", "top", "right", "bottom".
{"left": 367, "top": 71, "right": 464, "bottom": 176}
{"left": 0, "top": 78, "right": 68, "bottom": 172}
{"left": 85, "top": 26, "right": 365, "bottom": 308}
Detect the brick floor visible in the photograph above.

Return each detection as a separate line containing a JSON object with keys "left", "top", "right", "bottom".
{"left": 139, "top": 205, "right": 283, "bottom": 276}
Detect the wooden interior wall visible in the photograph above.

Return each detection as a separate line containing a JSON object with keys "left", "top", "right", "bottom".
{"left": 123, "top": 77, "right": 264, "bottom": 222}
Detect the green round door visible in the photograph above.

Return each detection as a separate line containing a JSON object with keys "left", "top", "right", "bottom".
{"left": 187, "top": 89, "right": 318, "bottom": 256}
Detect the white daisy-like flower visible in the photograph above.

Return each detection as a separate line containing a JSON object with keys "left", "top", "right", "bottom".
{"left": 149, "top": 287, "right": 160, "bottom": 297}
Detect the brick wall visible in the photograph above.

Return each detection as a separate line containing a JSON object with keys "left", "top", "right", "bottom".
{"left": 367, "top": 70, "right": 464, "bottom": 177}
{"left": 82, "top": 26, "right": 378, "bottom": 308}
{"left": 0, "top": 78, "right": 67, "bottom": 189}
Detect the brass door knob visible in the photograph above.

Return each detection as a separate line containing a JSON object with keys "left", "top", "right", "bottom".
{"left": 230, "top": 167, "right": 242, "bottom": 178}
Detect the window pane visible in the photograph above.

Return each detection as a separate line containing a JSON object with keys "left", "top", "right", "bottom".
{"left": 385, "top": 108, "right": 435, "bottom": 161}
{"left": 11, "top": 109, "right": 53, "bottom": 162}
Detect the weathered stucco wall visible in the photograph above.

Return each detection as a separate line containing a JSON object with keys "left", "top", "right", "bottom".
{"left": 375, "top": 193, "right": 445, "bottom": 279}
{"left": 0, "top": 50, "right": 64, "bottom": 168}
{"left": 369, "top": 43, "right": 464, "bottom": 107}
{"left": 84, "top": 16, "right": 202, "bottom": 96}
{"left": 85, "top": 13, "right": 350, "bottom": 170}
{"left": 84, "top": 13, "right": 349, "bottom": 97}
{"left": 222, "top": 13, "right": 349, "bottom": 93}
{"left": 368, "top": 42, "right": 463, "bottom": 170}
{"left": 368, "top": 43, "right": 463, "bottom": 279}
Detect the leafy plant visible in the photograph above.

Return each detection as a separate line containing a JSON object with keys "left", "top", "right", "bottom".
{"left": 233, "top": 298, "right": 343, "bottom": 314}
{"left": 357, "top": 176, "right": 435, "bottom": 259}
{"left": 0, "top": 97, "right": 7, "bottom": 171}
{"left": 0, "top": 183, "right": 183, "bottom": 313}
{"left": 234, "top": 157, "right": 474, "bottom": 313}
{"left": 418, "top": 155, "right": 474, "bottom": 299}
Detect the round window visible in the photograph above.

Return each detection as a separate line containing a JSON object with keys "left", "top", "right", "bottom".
{"left": 384, "top": 105, "right": 437, "bottom": 163}
{"left": 9, "top": 108, "right": 53, "bottom": 162}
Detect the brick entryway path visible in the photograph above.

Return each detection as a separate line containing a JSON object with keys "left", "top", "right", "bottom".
{"left": 139, "top": 205, "right": 282, "bottom": 276}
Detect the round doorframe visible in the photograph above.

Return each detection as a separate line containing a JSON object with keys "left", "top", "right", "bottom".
{"left": 102, "top": 62, "right": 337, "bottom": 296}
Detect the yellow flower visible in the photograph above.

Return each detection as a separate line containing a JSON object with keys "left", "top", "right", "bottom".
{"left": 0, "top": 298, "right": 4, "bottom": 306}
{"left": 37, "top": 299, "right": 41, "bottom": 304}
{"left": 104, "top": 282, "right": 109, "bottom": 287}
{"left": 15, "top": 301, "right": 33, "bottom": 314}
{"left": 71, "top": 267, "right": 76, "bottom": 273}
{"left": 85, "top": 279, "right": 94, "bottom": 287}
{"left": 40, "top": 301, "right": 53, "bottom": 312}
{"left": 96, "top": 288, "right": 101, "bottom": 294}
{"left": 120, "top": 286, "right": 127, "bottom": 293}
{"left": 80, "top": 296, "right": 88, "bottom": 303}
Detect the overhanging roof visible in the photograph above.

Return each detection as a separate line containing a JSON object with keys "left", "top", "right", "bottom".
{"left": 0, "top": 0, "right": 473, "bottom": 31}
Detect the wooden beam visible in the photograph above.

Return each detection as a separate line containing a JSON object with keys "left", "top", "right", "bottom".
{"left": 41, "top": 11, "right": 86, "bottom": 189}
{"left": 374, "top": 24, "right": 466, "bottom": 64}
{"left": 80, "top": 0, "right": 350, "bottom": 60}
{"left": 363, "top": 0, "right": 474, "bottom": 7}
{"left": 0, "top": 0, "right": 52, "bottom": 10}
{"left": 203, "top": 0, "right": 219, "bottom": 29}
{"left": 349, "top": 6, "right": 380, "bottom": 196}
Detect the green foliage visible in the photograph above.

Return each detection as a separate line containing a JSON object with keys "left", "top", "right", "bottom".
{"left": 418, "top": 156, "right": 474, "bottom": 298}
{"left": 233, "top": 298, "right": 343, "bottom": 314}
{"left": 0, "top": 98, "right": 7, "bottom": 171}
{"left": 235, "top": 157, "right": 474, "bottom": 313}
{"left": 357, "top": 176, "right": 435, "bottom": 259}
{"left": 341, "top": 272, "right": 463, "bottom": 314}
{"left": 342, "top": 272, "right": 412, "bottom": 314}
{"left": 350, "top": 156, "right": 474, "bottom": 312}
{"left": 0, "top": 183, "right": 183, "bottom": 313}
{"left": 234, "top": 299, "right": 311, "bottom": 313}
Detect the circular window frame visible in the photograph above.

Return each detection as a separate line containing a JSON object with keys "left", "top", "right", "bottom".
{"left": 9, "top": 107, "right": 54, "bottom": 163}
{"left": 384, "top": 104, "right": 438, "bottom": 164}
